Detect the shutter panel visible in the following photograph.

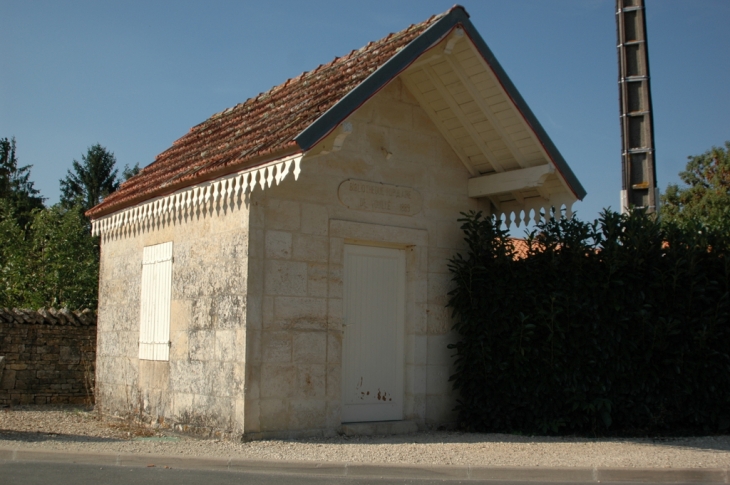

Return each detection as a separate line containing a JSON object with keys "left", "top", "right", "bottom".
{"left": 139, "top": 242, "right": 173, "bottom": 360}
{"left": 139, "top": 248, "right": 154, "bottom": 359}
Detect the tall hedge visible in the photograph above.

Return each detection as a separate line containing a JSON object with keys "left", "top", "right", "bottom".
{"left": 447, "top": 209, "right": 730, "bottom": 435}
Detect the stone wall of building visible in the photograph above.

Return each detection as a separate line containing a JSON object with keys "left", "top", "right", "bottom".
{"left": 95, "top": 197, "right": 250, "bottom": 437}
{"left": 0, "top": 308, "right": 96, "bottom": 406}
{"left": 243, "top": 77, "right": 490, "bottom": 437}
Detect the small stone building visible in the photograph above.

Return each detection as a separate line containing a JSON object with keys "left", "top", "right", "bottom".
{"left": 88, "top": 6, "right": 585, "bottom": 438}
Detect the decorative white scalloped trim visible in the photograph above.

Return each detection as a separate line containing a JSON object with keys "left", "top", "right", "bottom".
{"left": 493, "top": 194, "right": 576, "bottom": 229}
{"left": 91, "top": 153, "right": 303, "bottom": 239}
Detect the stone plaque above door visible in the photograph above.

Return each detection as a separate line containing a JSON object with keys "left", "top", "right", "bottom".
{"left": 338, "top": 179, "right": 422, "bottom": 216}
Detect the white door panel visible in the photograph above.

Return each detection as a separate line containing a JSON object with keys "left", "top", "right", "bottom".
{"left": 342, "top": 244, "right": 405, "bottom": 422}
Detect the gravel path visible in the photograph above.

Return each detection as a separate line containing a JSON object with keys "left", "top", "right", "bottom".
{"left": 1, "top": 406, "right": 729, "bottom": 469}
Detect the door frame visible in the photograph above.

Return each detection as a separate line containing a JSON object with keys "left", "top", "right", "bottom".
{"left": 327, "top": 220, "right": 428, "bottom": 428}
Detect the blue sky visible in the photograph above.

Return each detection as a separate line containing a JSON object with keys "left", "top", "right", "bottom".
{"left": 2, "top": 0, "right": 728, "bottom": 227}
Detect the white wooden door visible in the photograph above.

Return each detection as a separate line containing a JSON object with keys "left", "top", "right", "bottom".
{"left": 342, "top": 244, "right": 405, "bottom": 422}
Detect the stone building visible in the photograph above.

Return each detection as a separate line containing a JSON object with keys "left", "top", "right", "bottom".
{"left": 87, "top": 6, "right": 585, "bottom": 438}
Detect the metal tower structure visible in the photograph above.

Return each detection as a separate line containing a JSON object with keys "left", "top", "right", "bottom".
{"left": 617, "top": 0, "right": 658, "bottom": 213}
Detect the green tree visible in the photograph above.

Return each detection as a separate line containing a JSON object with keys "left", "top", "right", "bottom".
{"left": 122, "top": 162, "right": 140, "bottom": 181}
{"left": 60, "top": 144, "right": 119, "bottom": 212}
{"left": 661, "top": 141, "right": 730, "bottom": 229}
{"left": 0, "top": 140, "right": 106, "bottom": 309}
{"left": 0, "top": 200, "right": 31, "bottom": 307}
{"left": 0, "top": 203, "right": 99, "bottom": 309}
{"left": 0, "top": 137, "right": 44, "bottom": 228}
{"left": 26, "top": 204, "right": 99, "bottom": 309}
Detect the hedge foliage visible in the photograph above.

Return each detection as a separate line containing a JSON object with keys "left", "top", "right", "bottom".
{"left": 447, "top": 209, "right": 730, "bottom": 435}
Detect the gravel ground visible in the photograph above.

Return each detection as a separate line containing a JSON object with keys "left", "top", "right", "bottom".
{"left": 1, "top": 406, "right": 729, "bottom": 469}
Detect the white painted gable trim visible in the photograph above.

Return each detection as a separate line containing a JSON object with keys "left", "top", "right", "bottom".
{"left": 494, "top": 193, "right": 577, "bottom": 228}
{"left": 91, "top": 153, "right": 303, "bottom": 239}
{"left": 467, "top": 164, "right": 577, "bottom": 227}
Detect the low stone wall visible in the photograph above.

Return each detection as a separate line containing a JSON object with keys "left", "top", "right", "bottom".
{"left": 0, "top": 308, "right": 96, "bottom": 406}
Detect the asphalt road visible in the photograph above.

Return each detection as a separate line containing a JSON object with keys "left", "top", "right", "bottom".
{"left": 0, "top": 461, "right": 716, "bottom": 485}
{"left": 4, "top": 461, "right": 465, "bottom": 484}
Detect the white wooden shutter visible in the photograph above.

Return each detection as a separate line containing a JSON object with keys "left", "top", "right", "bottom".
{"left": 139, "top": 242, "right": 173, "bottom": 361}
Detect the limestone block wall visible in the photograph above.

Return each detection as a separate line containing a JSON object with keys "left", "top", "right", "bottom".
{"left": 0, "top": 308, "right": 96, "bottom": 406}
{"left": 243, "top": 77, "right": 489, "bottom": 436}
{"left": 95, "top": 201, "right": 250, "bottom": 437}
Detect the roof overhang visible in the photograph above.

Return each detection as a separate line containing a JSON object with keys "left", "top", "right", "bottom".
{"left": 90, "top": 152, "right": 303, "bottom": 238}
{"left": 295, "top": 6, "right": 586, "bottom": 225}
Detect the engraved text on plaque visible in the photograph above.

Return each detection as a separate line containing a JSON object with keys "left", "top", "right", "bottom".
{"left": 338, "top": 179, "right": 422, "bottom": 216}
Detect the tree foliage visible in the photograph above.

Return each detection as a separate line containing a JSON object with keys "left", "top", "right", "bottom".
{"left": 0, "top": 200, "right": 31, "bottom": 305}
{"left": 0, "top": 137, "right": 44, "bottom": 228}
{"left": 60, "top": 144, "right": 119, "bottom": 213}
{"left": 662, "top": 141, "right": 730, "bottom": 230}
{"left": 0, "top": 203, "right": 99, "bottom": 310}
{"left": 28, "top": 205, "right": 100, "bottom": 309}
{"left": 0, "top": 137, "right": 106, "bottom": 310}
{"left": 122, "top": 162, "right": 140, "bottom": 182}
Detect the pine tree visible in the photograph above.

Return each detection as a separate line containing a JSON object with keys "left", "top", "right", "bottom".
{"left": 60, "top": 144, "right": 119, "bottom": 213}
{"left": 0, "top": 137, "right": 45, "bottom": 228}
{"left": 122, "top": 162, "right": 140, "bottom": 181}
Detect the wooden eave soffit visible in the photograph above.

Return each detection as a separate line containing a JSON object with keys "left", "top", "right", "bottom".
{"left": 468, "top": 164, "right": 554, "bottom": 198}
{"left": 402, "top": 28, "right": 570, "bottom": 205}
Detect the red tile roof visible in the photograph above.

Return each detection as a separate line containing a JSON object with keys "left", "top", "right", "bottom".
{"left": 510, "top": 238, "right": 530, "bottom": 260}
{"left": 87, "top": 9, "right": 453, "bottom": 219}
